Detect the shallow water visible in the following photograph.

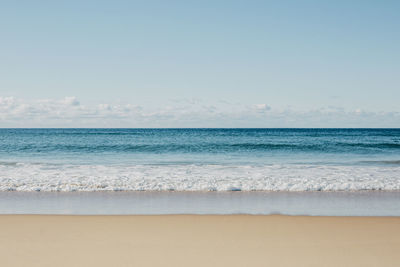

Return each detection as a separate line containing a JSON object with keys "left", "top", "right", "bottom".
{"left": 1, "top": 191, "right": 399, "bottom": 216}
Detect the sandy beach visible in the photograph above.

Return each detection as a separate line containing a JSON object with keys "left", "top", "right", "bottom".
{"left": 0, "top": 215, "right": 399, "bottom": 267}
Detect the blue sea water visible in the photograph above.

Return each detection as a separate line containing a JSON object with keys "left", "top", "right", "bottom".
{"left": 0, "top": 128, "right": 399, "bottom": 192}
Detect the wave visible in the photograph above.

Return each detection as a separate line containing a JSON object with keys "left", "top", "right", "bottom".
{"left": 342, "top": 143, "right": 400, "bottom": 149}
{"left": 359, "top": 160, "right": 400, "bottom": 165}
{"left": 1, "top": 142, "right": 399, "bottom": 154}
{"left": 0, "top": 163, "right": 399, "bottom": 192}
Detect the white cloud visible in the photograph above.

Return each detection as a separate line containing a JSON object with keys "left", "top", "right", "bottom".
{"left": 0, "top": 96, "right": 399, "bottom": 128}
{"left": 98, "top": 104, "right": 111, "bottom": 111}
{"left": 254, "top": 104, "right": 271, "bottom": 112}
{"left": 355, "top": 108, "right": 363, "bottom": 115}
{"left": 62, "top": 96, "right": 80, "bottom": 106}
{"left": 0, "top": 96, "right": 15, "bottom": 106}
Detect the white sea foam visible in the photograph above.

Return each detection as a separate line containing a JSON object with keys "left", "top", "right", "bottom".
{"left": 0, "top": 163, "right": 399, "bottom": 192}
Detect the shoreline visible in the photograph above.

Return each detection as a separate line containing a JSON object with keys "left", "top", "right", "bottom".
{"left": 1, "top": 191, "right": 399, "bottom": 216}
{"left": 1, "top": 215, "right": 399, "bottom": 267}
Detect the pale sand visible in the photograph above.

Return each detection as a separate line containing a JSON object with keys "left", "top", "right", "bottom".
{"left": 0, "top": 215, "right": 399, "bottom": 267}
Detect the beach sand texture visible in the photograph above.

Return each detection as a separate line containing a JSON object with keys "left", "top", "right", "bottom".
{"left": 0, "top": 215, "right": 399, "bottom": 267}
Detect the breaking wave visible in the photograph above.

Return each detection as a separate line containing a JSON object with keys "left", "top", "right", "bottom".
{"left": 0, "top": 162, "right": 399, "bottom": 192}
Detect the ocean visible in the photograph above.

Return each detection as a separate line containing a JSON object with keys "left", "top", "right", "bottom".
{"left": 1, "top": 128, "right": 399, "bottom": 215}
{"left": 0, "top": 128, "right": 399, "bottom": 192}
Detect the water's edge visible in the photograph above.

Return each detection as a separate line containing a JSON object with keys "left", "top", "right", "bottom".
{"left": 2, "top": 191, "right": 399, "bottom": 216}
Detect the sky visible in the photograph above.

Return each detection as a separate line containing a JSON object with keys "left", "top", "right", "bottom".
{"left": 1, "top": 0, "right": 399, "bottom": 127}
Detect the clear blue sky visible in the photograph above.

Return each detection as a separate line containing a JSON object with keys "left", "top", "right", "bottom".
{"left": 0, "top": 0, "right": 399, "bottom": 127}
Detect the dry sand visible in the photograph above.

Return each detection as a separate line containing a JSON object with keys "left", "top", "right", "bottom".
{"left": 0, "top": 215, "right": 399, "bottom": 267}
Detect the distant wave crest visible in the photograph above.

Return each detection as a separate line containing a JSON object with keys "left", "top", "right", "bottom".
{"left": 2, "top": 142, "right": 399, "bottom": 154}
